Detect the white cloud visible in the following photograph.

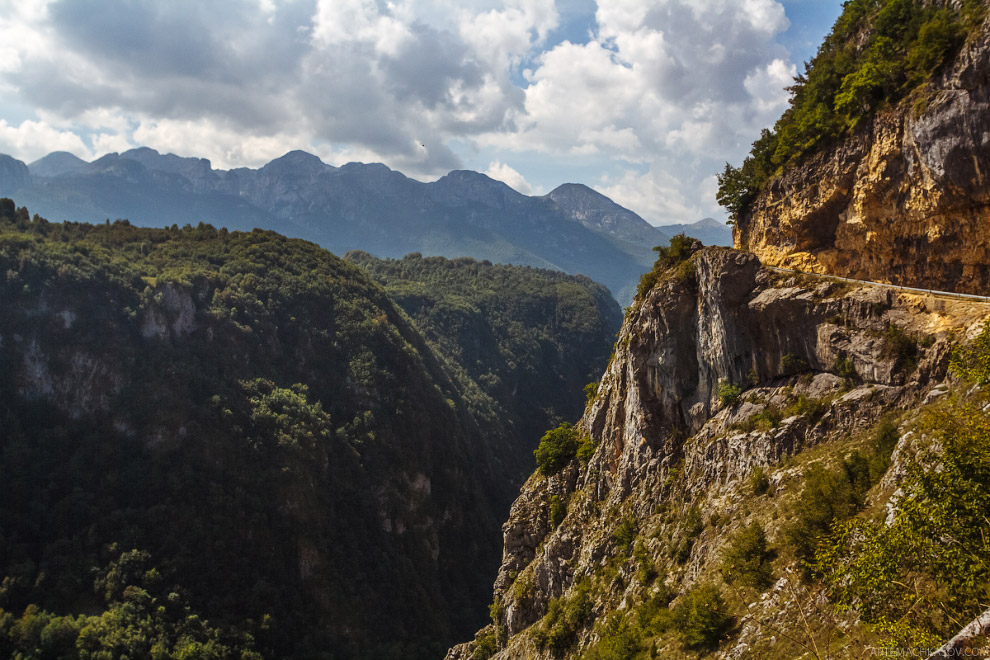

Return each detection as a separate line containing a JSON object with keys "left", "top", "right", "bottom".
{"left": 89, "top": 131, "right": 133, "bottom": 156}
{"left": 131, "top": 117, "right": 312, "bottom": 170}
{"left": 595, "top": 167, "right": 704, "bottom": 225}
{"left": 483, "top": 0, "right": 795, "bottom": 222}
{"left": 0, "top": 0, "right": 809, "bottom": 224}
{"left": 458, "top": 0, "right": 558, "bottom": 67}
{"left": 312, "top": 0, "right": 413, "bottom": 57}
{"left": 0, "top": 119, "right": 91, "bottom": 162}
{"left": 484, "top": 160, "right": 537, "bottom": 194}
{"left": 744, "top": 58, "right": 797, "bottom": 115}
{"left": 0, "top": 47, "right": 21, "bottom": 73}
{"left": 484, "top": 39, "right": 642, "bottom": 155}
{"left": 697, "top": 174, "right": 721, "bottom": 217}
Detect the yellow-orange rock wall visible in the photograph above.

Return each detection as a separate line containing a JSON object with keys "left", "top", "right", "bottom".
{"left": 737, "top": 15, "right": 990, "bottom": 293}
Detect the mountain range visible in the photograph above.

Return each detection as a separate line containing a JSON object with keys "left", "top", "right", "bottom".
{"left": 0, "top": 148, "right": 732, "bottom": 305}
{"left": 2, "top": 1, "right": 988, "bottom": 659}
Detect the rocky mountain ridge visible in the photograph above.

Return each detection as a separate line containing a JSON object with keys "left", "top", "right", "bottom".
{"left": 448, "top": 245, "right": 990, "bottom": 659}
{"left": 0, "top": 148, "right": 671, "bottom": 304}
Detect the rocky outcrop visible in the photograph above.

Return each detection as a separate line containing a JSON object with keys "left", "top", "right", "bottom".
{"left": 448, "top": 246, "right": 989, "bottom": 659}
{"left": 736, "top": 13, "right": 990, "bottom": 294}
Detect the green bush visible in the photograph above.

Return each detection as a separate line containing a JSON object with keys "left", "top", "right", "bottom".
{"left": 784, "top": 394, "right": 829, "bottom": 423}
{"left": 835, "top": 356, "right": 857, "bottom": 383}
{"left": 780, "top": 353, "right": 810, "bottom": 375}
{"left": 532, "top": 579, "right": 593, "bottom": 651}
{"left": 549, "top": 495, "right": 567, "bottom": 529}
{"left": 950, "top": 320, "right": 990, "bottom": 384}
{"left": 749, "top": 466, "right": 771, "bottom": 496}
{"left": 883, "top": 323, "right": 918, "bottom": 373}
{"left": 584, "top": 381, "right": 599, "bottom": 403}
{"left": 584, "top": 614, "right": 642, "bottom": 660}
{"left": 717, "top": 381, "right": 743, "bottom": 408}
{"left": 672, "top": 583, "right": 734, "bottom": 652}
{"left": 635, "top": 270, "right": 660, "bottom": 300}
{"left": 534, "top": 423, "right": 580, "bottom": 476}
{"left": 635, "top": 234, "right": 699, "bottom": 300}
{"left": 867, "top": 415, "right": 900, "bottom": 482}
{"left": 612, "top": 516, "right": 638, "bottom": 550}
{"left": 0, "top": 554, "right": 263, "bottom": 660}
{"left": 784, "top": 413, "right": 904, "bottom": 578}
{"left": 576, "top": 434, "right": 596, "bottom": 465}
{"left": 817, "top": 399, "right": 990, "bottom": 648}
{"left": 674, "top": 258, "right": 697, "bottom": 284}
{"left": 633, "top": 541, "right": 658, "bottom": 585}
{"left": 784, "top": 457, "right": 871, "bottom": 573}
{"left": 653, "top": 233, "right": 697, "bottom": 269}
{"left": 472, "top": 629, "right": 497, "bottom": 660}
{"left": 674, "top": 538, "right": 692, "bottom": 564}
{"left": 721, "top": 523, "right": 775, "bottom": 590}
{"left": 716, "top": 129, "right": 777, "bottom": 222}
{"left": 683, "top": 506, "right": 704, "bottom": 539}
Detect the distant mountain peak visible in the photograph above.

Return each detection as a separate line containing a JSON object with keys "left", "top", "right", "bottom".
{"left": 339, "top": 161, "right": 391, "bottom": 173}
{"left": 120, "top": 148, "right": 214, "bottom": 183}
{"left": 88, "top": 152, "right": 119, "bottom": 166}
{"left": 259, "top": 151, "right": 336, "bottom": 183}
{"left": 544, "top": 183, "right": 667, "bottom": 254}
{"left": 429, "top": 169, "right": 525, "bottom": 209}
{"left": 437, "top": 170, "right": 515, "bottom": 191}
{"left": 123, "top": 146, "right": 161, "bottom": 157}
{"left": 271, "top": 150, "right": 328, "bottom": 167}
{"left": 0, "top": 154, "right": 30, "bottom": 194}
{"left": 443, "top": 169, "right": 495, "bottom": 181}
{"left": 28, "top": 151, "right": 87, "bottom": 178}
{"left": 547, "top": 182, "right": 612, "bottom": 203}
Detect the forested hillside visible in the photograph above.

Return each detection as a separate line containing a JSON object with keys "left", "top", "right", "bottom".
{"left": 0, "top": 200, "right": 617, "bottom": 659}
{"left": 346, "top": 251, "right": 622, "bottom": 447}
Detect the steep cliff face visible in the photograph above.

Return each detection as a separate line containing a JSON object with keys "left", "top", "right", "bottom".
{"left": 736, "top": 13, "right": 990, "bottom": 293}
{"left": 449, "top": 246, "right": 990, "bottom": 659}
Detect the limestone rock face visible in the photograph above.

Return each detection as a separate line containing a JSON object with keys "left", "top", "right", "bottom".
{"left": 736, "top": 15, "right": 990, "bottom": 294}
{"left": 447, "top": 247, "right": 988, "bottom": 660}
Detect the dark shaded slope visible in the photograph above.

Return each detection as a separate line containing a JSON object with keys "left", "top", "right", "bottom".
{"left": 0, "top": 209, "right": 515, "bottom": 659}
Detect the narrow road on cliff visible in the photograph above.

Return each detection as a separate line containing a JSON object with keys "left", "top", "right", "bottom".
{"left": 766, "top": 266, "right": 990, "bottom": 303}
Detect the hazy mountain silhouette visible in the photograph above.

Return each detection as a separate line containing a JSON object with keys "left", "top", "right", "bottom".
{"left": 0, "top": 148, "right": 671, "bottom": 303}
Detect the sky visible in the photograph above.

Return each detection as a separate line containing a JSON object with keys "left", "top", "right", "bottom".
{"left": 0, "top": 0, "right": 843, "bottom": 226}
